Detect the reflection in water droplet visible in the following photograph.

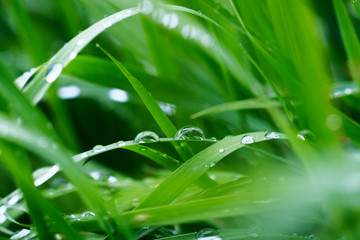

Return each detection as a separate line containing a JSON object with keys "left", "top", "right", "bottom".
{"left": 8, "top": 194, "right": 20, "bottom": 206}
{"left": 241, "top": 135, "right": 255, "bottom": 144}
{"left": 162, "top": 13, "right": 179, "bottom": 29}
{"left": 76, "top": 38, "right": 85, "bottom": 46}
{"left": 108, "top": 88, "right": 129, "bottom": 103}
{"left": 194, "top": 228, "right": 222, "bottom": 240}
{"left": 81, "top": 211, "right": 95, "bottom": 217}
{"left": 175, "top": 126, "right": 205, "bottom": 140}
{"left": 10, "top": 229, "right": 30, "bottom": 239}
{"left": 57, "top": 85, "right": 81, "bottom": 99}
{"left": 68, "top": 51, "right": 78, "bottom": 61}
{"left": 134, "top": 131, "right": 160, "bottom": 143}
{"left": 92, "top": 145, "right": 104, "bottom": 153}
{"left": 200, "top": 34, "right": 213, "bottom": 47}
{"left": 264, "top": 131, "right": 279, "bottom": 139}
{"left": 297, "top": 134, "right": 305, "bottom": 141}
{"left": 46, "top": 63, "right": 63, "bottom": 83}
{"left": 218, "top": 148, "right": 224, "bottom": 153}
{"left": 139, "top": 0, "right": 153, "bottom": 14}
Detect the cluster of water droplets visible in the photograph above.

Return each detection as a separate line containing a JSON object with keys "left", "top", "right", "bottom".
{"left": 194, "top": 228, "right": 222, "bottom": 240}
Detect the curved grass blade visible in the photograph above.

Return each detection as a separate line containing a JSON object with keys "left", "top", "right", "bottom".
{"left": 100, "top": 46, "right": 216, "bottom": 188}
{"left": 23, "top": 7, "right": 140, "bottom": 104}
{"left": 136, "top": 132, "right": 286, "bottom": 209}
{"left": 191, "top": 98, "right": 280, "bottom": 119}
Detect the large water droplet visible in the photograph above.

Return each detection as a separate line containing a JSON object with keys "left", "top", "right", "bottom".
{"left": 194, "top": 228, "right": 222, "bottom": 240}
{"left": 139, "top": 0, "right": 153, "bottom": 14}
{"left": 68, "top": 51, "right": 78, "bottom": 61}
{"left": 92, "top": 145, "right": 104, "bottom": 153}
{"left": 134, "top": 131, "right": 160, "bottom": 143}
{"left": 10, "top": 229, "right": 30, "bottom": 239}
{"left": 46, "top": 63, "right": 63, "bottom": 83}
{"left": 57, "top": 85, "right": 81, "bottom": 99}
{"left": 175, "top": 126, "right": 205, "bottom": 140}
{"left": 264, "top": 131, "right": 280, "bottom": 139}
{"left": 241, "top": 135, "right": 254, "bottom": 144}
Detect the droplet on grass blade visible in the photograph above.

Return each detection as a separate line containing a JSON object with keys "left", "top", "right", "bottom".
{"left": 92, "top": 145, "right": 104, "bottom": 153}
{"left": 134, "top": 131, "right": 160, "bottom": 143}
{"left": 241, "top": 135, "right": 255, "bottom": 144}
{"left": 162, "top": 13, "right": 179, "bottom": 29}
{"left": 45, "top": 63, "right": 63, "bottom": 83}
{"left": 10, "top": 229, "right": 30, "bottom": 239}
{"left": 139, "top": 0, "right": 153, "bottom": 14}
{"left": 264, "top": 131, "right": 280, "bottom": 139}
{"left": 81, "top": 211, "right": 95, "bottom": 217}
{"left": 175, "top": 126, "right": 205, "bottom": 140}
{"left": 194, "top": 228, "right": 222, "bottom": 240}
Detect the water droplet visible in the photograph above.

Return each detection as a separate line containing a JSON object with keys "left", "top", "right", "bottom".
{"left": 344, "top": 88, "right": 353, "bottom": 95}
{"left": 134, "top": 131, "right": 160, "bottom": 143}
{"left": 200, "top": 34, "right": 213, "bottom": 47}
{"left": 223, "top": 135, "right": 233, "bottom": 140}
{"left": 159, "top": 102, "right": 176, "bottom": 116}
{"left": 218, "top": 148, "right": 224, "bottom": 153}
{"left": 108, "top": 176, "right": 118, "bottom": 183}
{"left": 134, "top": 214, "right": 149, "bottom": 222}
{"left": 175, "top": 126, "right": 205, "bottom": 140}
{"left": 90, "top": 171, "right": 101, "bottom": 180}
{"left": 34, "top": 165, "right": 60, "bottom": 186}
{"left": 139, "top": 0, "right": 153, "bottom": 14}
{"left": 162, "top": 13, "right": 179, "bottom": 29}
{"left": 297, "top": 134, "right": 305, "bottom": 141}
{"left": 8, "top": 194, "right": 20, "bottom": 206}
{"left": 192, "top": 166, "right": 198, "bottom": 171}
{"left": 117, "top": 141, "right": 125, "bottom": 147}
{"left": 0, "top": 214, "right": 6, "bottom": 224}
{"left": 241, "top": 135, "right": 254, "bottom": 144}
{"left": 58, "top": 85, "right": 81, "bottom": 99}
{"left": 76, "top": 38, "right": 85, "bottom": 46}
{"left": 209, "top": 162, "right": 216, "bottom": 167}
{"left": 92, "top": 145, "right": 104, "bottom": 153}
{"left": 0, "top": 206, "right": 6, "bottom": 215}
{"left": 10, "top": 229, "right": 30, "bottom": 239}
{"left": 81, "top": 211, "right": 95, "bottom": 217}
{"left": 46, "top": 63, "right": 63, "bottom": 83}
{"left": 264, "top": 131, "right": 280, "bottom": 139}
{"left": 102, "top": 20, "right": 112, "bottom": 29}
{"left": 194, "top": 228, "right": 222, "bottom": 240}
{"left": 247, "top": 232, "right": 259, "bottom": 238}
{"left": 68, "top": 51, "right": 78, "bottom": 61}
{"left": 108, "top": 88, "right": 129, "bottom": 102}
{"left": 326, "top": 114, "right": 342, "bottom": 131}
{"left": 211, "top": 137, "right": 217, "bottom": 141}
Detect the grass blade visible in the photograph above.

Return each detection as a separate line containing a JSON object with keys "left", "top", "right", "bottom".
{"left": 136, "top": 132, "right": 286, "bottom": 209}
{"left": 23, "top": 7, "right": 140, "bottom": 104}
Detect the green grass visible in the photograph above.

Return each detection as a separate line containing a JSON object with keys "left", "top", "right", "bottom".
{"left": 1, "top": 0, "right": 360, "bottom": 239}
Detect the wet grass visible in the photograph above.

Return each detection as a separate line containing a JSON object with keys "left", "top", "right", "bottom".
{"left": 0, "top": 0, "right": 360, "bottom": 239}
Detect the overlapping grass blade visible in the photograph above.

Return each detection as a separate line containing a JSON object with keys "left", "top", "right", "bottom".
{"left": 191, "top": 98, "right": 279, "bottom": 119}
{"left": 23, "top": 7, "right": 140, "bottom": 104}
{"left": 354, "top": 0, "right": 360, "bottom": 17}
{"left": 136, "top": 132, "right": 286, "bottom": 209}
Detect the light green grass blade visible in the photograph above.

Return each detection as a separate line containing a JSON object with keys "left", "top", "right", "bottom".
{"left": 333, "top": 0, "right": 360, "bottom": 85}
{"left": 191, "top": 98, "right": 280, "bottom": 119}
{"left": 136, "top": 132, "right": 286, "bottom": 209}
{"left": 23, "top": 7, "right": 140, "bottom": 104}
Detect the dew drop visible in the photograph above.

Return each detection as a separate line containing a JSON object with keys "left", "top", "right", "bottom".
{"left": 68, "top": 51, "right": 78, "bottom": 61}
{"left": 194, "top": 228, "right": 222, "bottom": 240}
{"left": 264, "top": 131, "right": 280, "bottom": 139}
{"left": 8, "top": 194, "right": 20, "bottom": 206}
{"left": 58, "top": 85, "right": 81, "bottom": 99}
{"left": 0, "top": 214, "right": 6, "bottom": 224}
{"left": 10, "top": 229, "right": 30, "bottom": 239}
{"left": 108, "top": 175, "right": 118, "bottom": 183}
{"left": 0, "top": 206, "right": 6, "bottom": 215}
{"left": 162, "top": 13, "right": 179, "bottom": 29}
{"left": 134, "top": 131, "right": 160, "bottom": 143}
{"left": 297, "top": 134, "right": 305, "bottom": 141}
{"left": 344, "top": 88, "right": 353, "bottom": 95}
{"left": 192, "top": 166, "right": 198, "bottom": 171}
{"left": 92, "top": 145, "right": 104, "bottom": 153}
{"left": 117, "top": 141, "right": 125, "bottom": 147}
{"left": 222, "top": 135, "right": 233, "bottom": 140}
{"left": 209, "top": 162, "right": 216, "bottom": 167}
{"left": 200, "top": 34, "right": 213, "bottom": 47}
{"left": 102, "top": 20, "right": 112, "bottom": 29}
{"left": 46, "top": 63, "right": 63, "bottom": 83}
{"left": 210, "top": 137, "right": 217, "bottom": 141}
{"left": 218, "top": 148, "right": 224, "bottom": 153}
{"left": 108, "top": 88, "right": 129, "bottom": 102}
{"left": 241, "top": 135, "right": 255, "bottom": 144}
{"left": 81, "top": 211, "right": 95, "bottom": 217}
{"left": 175, "top": 126, "right": 205, "bottom": 140}
{"left": 139, "top": 0, "right": 153, "bottom": 14}
{"left": 326, "top": 114, "right": 342, "bottom": 131}
{"left": 76, "top": 38, "right": 85, "bottom": 46}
